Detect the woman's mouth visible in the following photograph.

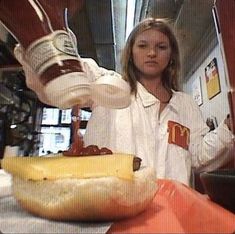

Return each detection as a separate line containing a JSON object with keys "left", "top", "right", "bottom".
{"left": 145, "top": 61, "right": 157, "bottom": 65}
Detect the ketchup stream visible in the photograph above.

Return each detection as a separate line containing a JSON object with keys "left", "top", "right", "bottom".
{"left": 63, "top": 105, "right": 84, "bottom": 156}
{"left": 63, "top": 105, "right": 113, "bottom": 156}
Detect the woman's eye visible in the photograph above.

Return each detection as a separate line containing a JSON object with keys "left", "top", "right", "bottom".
{"left": 157, "top": 45, "right": 168, "bottom": 50}
{"left": 137, "top": 44, "right": 147, "bottom": 48}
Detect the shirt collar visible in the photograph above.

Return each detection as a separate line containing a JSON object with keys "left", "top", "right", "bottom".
{"left": 137, "top": 82, "right": 157, "bottom": 107}
{"left": 136, "top": 82, "right": 180, "bottom": 112}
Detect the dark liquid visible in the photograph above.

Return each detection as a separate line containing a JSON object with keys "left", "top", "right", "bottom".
{"left": 63, "top": 105, "right": 84, "bottom": 156}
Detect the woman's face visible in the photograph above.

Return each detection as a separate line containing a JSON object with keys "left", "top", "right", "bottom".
{"left": 132, "top": 28, "right": 172, "bottom": 78}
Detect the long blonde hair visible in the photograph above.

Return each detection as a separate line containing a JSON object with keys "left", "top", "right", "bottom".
{"left": 121, "top": 18, "right": 181, "bottom": 94}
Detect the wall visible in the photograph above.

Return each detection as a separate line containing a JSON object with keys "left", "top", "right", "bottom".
{"left": 183, "top": 44, "right": 230, "bottom": 124}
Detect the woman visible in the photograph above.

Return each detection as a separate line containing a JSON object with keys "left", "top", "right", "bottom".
{"left": 83, "top": 18, "right": 233, "bottom": 185}
{"left": 15, "top": 18, "right": 233, "bottom": 186}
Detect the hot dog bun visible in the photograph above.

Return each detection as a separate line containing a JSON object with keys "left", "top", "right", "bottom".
{"left": 12, "top": 167, "right": 156, "bottom": 221}
{"left": 2, "top": 154, "right": 157, "bottom": 221}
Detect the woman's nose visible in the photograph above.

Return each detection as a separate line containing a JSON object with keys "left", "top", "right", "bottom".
{"left": 147, "top": 48, "right": 156, "bottom": 57}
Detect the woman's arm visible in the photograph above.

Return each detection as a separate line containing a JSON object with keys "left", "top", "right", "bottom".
{"left": 185, "top": 96, "right": 234, "bottom": 168}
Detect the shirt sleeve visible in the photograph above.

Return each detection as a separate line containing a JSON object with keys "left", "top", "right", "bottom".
{"left": 186, "top": 95, "right": 234, "bottom": 168}
{"left": 81, "top": 58, "right": 121, "bottom": 83}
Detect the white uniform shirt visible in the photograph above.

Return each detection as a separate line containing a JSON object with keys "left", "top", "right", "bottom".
{"left": 82, "top": 59, "right": 234, "bottom": 185}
